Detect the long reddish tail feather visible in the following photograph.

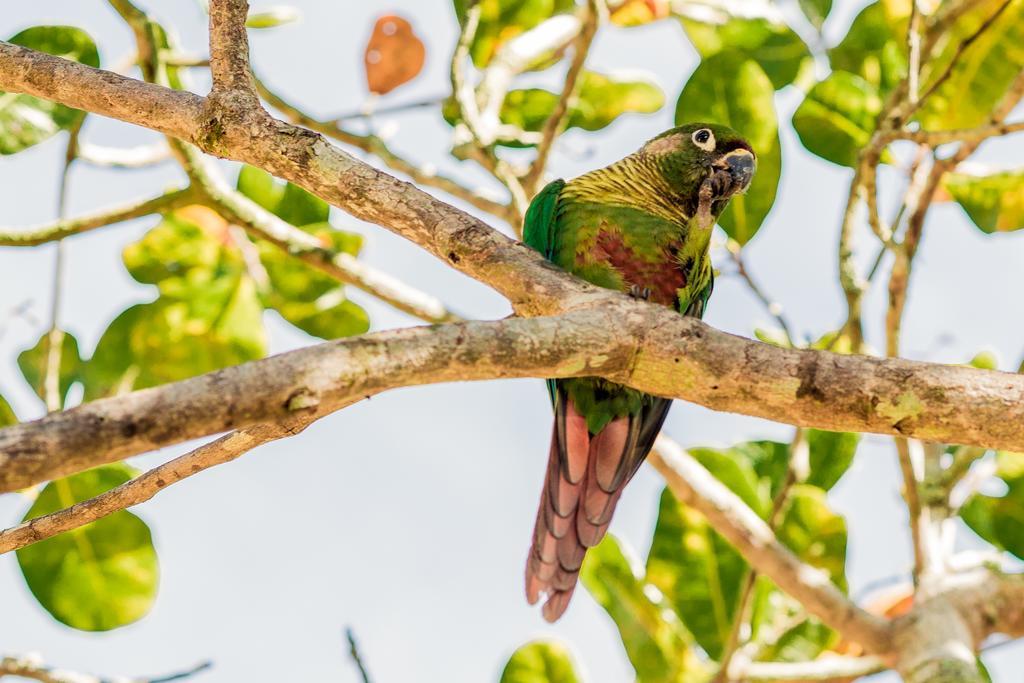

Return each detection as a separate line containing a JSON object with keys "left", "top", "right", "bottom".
{"left": 525, "top": 397, "right": 642, "bottom": 622}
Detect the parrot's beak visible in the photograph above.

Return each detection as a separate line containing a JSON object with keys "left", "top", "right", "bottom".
{"left": 716, "top": 148, "right": 756, "bottom": 194}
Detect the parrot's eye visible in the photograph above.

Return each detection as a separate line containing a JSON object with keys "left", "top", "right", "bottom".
{"left": 692, "top": 128, "right": 715, "bottom": 151}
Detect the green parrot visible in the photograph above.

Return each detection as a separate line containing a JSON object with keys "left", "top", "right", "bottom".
{"left": 522, "top": 122, "right": 756, "bottom": 621}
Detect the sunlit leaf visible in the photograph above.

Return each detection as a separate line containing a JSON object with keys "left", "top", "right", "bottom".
{"left": 16, "top": 464, "right": 158, "bottom": 631}
{"left": 806, "top": 429, "right": 859, "bottom": 491}
{"left": 0, "top": 393, "right": 17, "bottom": 427}
{"left": 676, "top": 53, "right": 781, "bottom": 245}
{"left": 500, "top": 640, "right": 581, "bottom": 683}
{"left": 17, "top": 330, "right": 83, "bottom": 407}
{"left": 0, "top": 26, "right": 100, "bottom": 154}
{"left": 582, "top": 535, "right": 709, "bottom": 683}
{"left": 236, "top": 167, "right": 370, "bottom": 339}
{"left": 364, "top": 14, "right": 425, "bottom": 95}
{"left": 829, "top": 1, "right": 907, "bottom": 95}
{"left": 498, "top": 71, "right": 664, "bottom": 141}
{"left": 943, "top": 170, "right": 1024, "bottom": 234}
{"left": 246, "top": 5, "right": 301, "bottom": 28}
{"left": 681, "top": 16, "right": 811, "bottom": 89}
{"left": 792, "top": 71, "right": 884, "bottom": 168}
{"left": 646, "top": 487, "right": 748, "bottom": 659}
{"left": 452, "top": 0, "right": 576, "bottom": 68}
{"left": 777, "top": 485, "right": 848, "bottom": 590}
{"left": 962, "top": 451, "right": 1024, "bottom": 559}
{"left": 915, "top": 0, "right": 1024, "bottom": 130}
{"left": 757, "top": 618, "right": 836, "bottom": 663}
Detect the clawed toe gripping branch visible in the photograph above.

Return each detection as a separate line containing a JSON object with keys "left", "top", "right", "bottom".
{"left": 2, "top": 1, "right": 1024, "bottom": 680}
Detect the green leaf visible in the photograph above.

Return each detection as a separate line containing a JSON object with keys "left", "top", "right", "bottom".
{"left": 798, "top": 0, "right": 832, "bottom": 29}
{"left": 792, "top": 71, "right": 884, "bottom": 168}
{"left": 581, "top": 535, "right": 709, "bottom": 683}
{"left": 943, "top": 170, "right": 1024, "bottom": 234}
{"left": 500, "top": 640, "right": 581, "bottom": 683}
{"left": 806, "top": 429, "right": 859, "bottom": 491}
{"left": 0, "top": 393, "right": 17, "bottom": 427}
{"left": 676, "top": 53, "right": 781, "bottom": 245}
{"left": 17, "top": 330, "right": 83, "bottom": 408}
{"left": 0, "top": 26, "right": 99, "bottom": 154}
{"left": 757, "top": 618, "right": 836, "bottom": 663}
{"left": 84, "top": 280, "right": 266, "bottom": 400}
{"left": 962, "top": 451, "right": 1024, "bottom": 559}
{"left": 969, "top": 350, "right": 1001, "bottom": 370}
{"left": 246, "top": 6, "right": 301, "bottom": 28}
{"left": 916, "top": 0, "right": 1024, "bottom": 130}
{"left": 829, "top": 2, "right": 907, "bottom": 95}
{"left": 777, "top": 485, "right": 848, "bottom": 590}
{"left": 453, "top": 0, "right": 576, "bottom": 68}
{"left": 681, "top": 17, "right": 811, "bottom": 89}
{"left": 646, "top": 487, "right": 748, "bottom": 660}
{"left": 236, "top": 167, "right": 370, "bottom": 339}
{"left": 16, "top": 464, "right": 158, "bottom": 631}
{"left": 499, "top": 71, "right": 664, "bottom": 141}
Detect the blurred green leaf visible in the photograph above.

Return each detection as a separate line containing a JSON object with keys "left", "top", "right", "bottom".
{"left": 452, "top": 0, "right": 575, "bottom": 68}
{"left": 246, "top": 5, "right": 301, "bottom": 28}
{"left": 754, "top": 327, "right": 791, "bottom": 348}
{"left": 806, "top": 429, "right": 859, "bottom": 491}
{"left": 943, "top": 170, "right": 1024, "bottom": 234}
{"left": 582, "top": 535, "right": 709, "bottom": 683}
{"left": 829, "top": 2, "right": 907, "bottom": 95}
{"left": 16, "top": 464, "right": 158, "bottom": 631}
{"left": 962, "top": 451, "right": 1024, "bottom": 559}
{"left": 676, "top": 53, "right": 781, "bottom": 245}
{"left": 792, "top": 71, "right": 884, "bottom": 168}
{"left": 499, "top": 71, "right": 664, "bottom": 142}
{"left": 17, "top": 330, "right": 83, "bottom": 407}
{"left": 0, "top": 26, "right": 100, "bottom": 154}
{"left": 798, "top": 0, "right": 832, "bottom": 29}
{"left": 500, "top": 640, "right": 581, "bottom": 683}
{"left": 969, "top": 350, "right": 1001, "bottom": 370}
{"left": 646, "top": 487, "right": 747, "bottom": 659}
{"left": 236, "top": 167, "right": 370, "bottom": 339}
{"left": 916, "top": 0, "right": 1024, "bottom": 130}
{"left": 681, "top": 17, "right": 811, "bottom": 89}
{"left": 0, "top": 393, "right": 17, "bottom": 426}
{"left": 757, "top": 618, "right": 836, "bottom": 663}
{"left": 777, "top": 485, "right": 848, "bottom": 590}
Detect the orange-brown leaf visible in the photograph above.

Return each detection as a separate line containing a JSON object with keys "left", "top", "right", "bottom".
{"left": 364, "top": 14, "right": 425, "bottom": 95}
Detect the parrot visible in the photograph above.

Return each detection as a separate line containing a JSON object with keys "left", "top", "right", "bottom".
{"left": 522, "top": 122, "right": 756, "bottom": 622}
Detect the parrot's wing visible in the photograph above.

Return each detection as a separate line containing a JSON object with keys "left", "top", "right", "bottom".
{"left": 523, "top": 179, "right": 566, "bottom": 406}
{"left": 523, "top": 178, "right": 566, "bottom": 260}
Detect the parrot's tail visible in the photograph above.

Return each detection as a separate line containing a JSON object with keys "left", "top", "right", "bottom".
{"left": 524, "top": 390, "right": 670, "bottom": 622}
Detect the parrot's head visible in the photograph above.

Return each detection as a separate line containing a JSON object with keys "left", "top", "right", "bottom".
{"left": 641, "top": 122, "right": 756, "bottom": 210}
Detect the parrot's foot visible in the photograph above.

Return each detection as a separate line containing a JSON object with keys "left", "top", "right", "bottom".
{"left": 628, "top": 284, "right": 652, "bottom": 301}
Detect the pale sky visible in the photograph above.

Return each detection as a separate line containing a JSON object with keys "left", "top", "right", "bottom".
{"left": 2, "top": 1, "right": 1023, "bottom": 681}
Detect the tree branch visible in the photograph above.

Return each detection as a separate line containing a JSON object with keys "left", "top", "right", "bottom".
{"left": 0, "top": 188, "right": 195, "bottom": 246}
{"left": 734, "top": 654, "right": 887, "bottom": 681}
{"left": 0, "top": 655, "right": 211, "bottom": 683}
{"left": 0, "top": 419, "right": 312, "bottom": 555}
{"left": 648, "top": 436, "right": 893, "bottom": 655}
{"left": 207, "top": 0, "right": 257, "bottom": 97}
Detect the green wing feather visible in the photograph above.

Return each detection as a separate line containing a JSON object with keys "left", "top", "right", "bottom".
{"left": 523, "top": 179, "right": 565, "bottom": 260}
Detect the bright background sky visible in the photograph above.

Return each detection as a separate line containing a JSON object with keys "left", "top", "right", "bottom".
{"left": 2, "top": 1, "right": 1024, "bottom": 681}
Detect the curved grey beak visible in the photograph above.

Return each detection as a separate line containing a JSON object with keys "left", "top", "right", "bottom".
{"left": 723, "top": 149, "right": 755, "bottom": 193}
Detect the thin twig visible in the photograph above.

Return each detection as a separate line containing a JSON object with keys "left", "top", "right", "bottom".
{"left": 736, "top": 654, "right": 888, "bottom": 681}
{"left": 523, "top": 0, "right": 602, "bottom": 195}
{"left": 0, "top": 188, "right": 196, "bottom": 247}
{"left": 255, "top": 78, "right": 511, "bottom": 221}
{"left": 896, "top": 438, "right": 925, "bottom": 585}
{"left": 726, "top": 240, "right": 796, "bottom": 344}
{"left": 77, "top": 140, "right": 173, "bottom": 168}
{"left": 345, "top": 628, "right": 374, "bottom": 683}
{"left": 0, "top": 420, "right": 312, "bottom": 555}
{"left": 0, "top": 654, "right": 211, "bottom": 683}
{"left": 892, "top": 120, "right": 1024, "bottom": 145}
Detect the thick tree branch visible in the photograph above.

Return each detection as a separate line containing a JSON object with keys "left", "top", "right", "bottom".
{"left": 208, "top": 0, "right": 257, "bottom": 98}
{"left": 0, "top": 188, "right": 194, "bottom": 246}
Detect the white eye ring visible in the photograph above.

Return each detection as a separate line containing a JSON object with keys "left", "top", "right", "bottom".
{"left": 692, "top": 128, "right": 716, "bottom": 151}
